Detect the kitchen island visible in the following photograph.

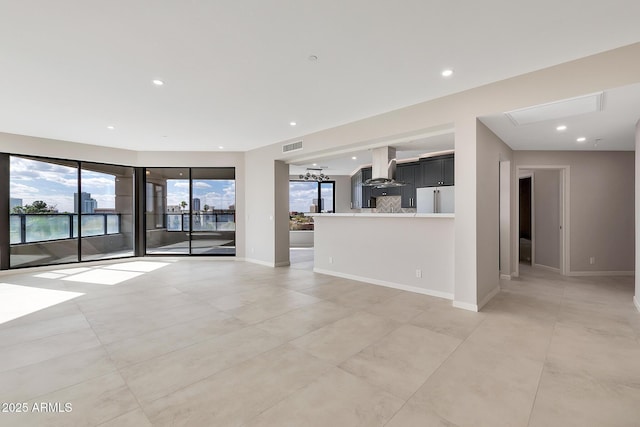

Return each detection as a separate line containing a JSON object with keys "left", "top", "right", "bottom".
{"left": 309, "top": 213, "right": 454, "bottom": 299}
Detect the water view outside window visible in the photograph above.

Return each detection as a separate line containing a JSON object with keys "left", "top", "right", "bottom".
{"left": 289, "top": 181, "right": 335, "bottom": 231}
{"left": 9, "top": 156, "right": 135, "bottom": 268}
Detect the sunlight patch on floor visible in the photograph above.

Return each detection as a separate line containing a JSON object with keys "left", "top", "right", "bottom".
{"left": 0, "top": 283, "right": 84, "bottom": 325}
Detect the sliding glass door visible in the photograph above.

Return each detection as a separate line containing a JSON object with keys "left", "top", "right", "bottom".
{"left": 9, "top": 155, "right": 135, "bottom": 268}
{"left": 144, "top": 167, "right": 235, "bottom": 255}
{"left": 80, "top": 163, "right": 134, "bottom": 261}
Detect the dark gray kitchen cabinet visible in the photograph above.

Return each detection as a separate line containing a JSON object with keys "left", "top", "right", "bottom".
{"left": 396, "top": 162, "right": 418, "bottom": 208}
{"left": 419, "top": 154, "right": 454, "bottom": 187}
{"left": 361, "top": 167, "right": 374, "bottom": 208}
{"left": 351, "top": 167, "right": 375, "bottom": 208}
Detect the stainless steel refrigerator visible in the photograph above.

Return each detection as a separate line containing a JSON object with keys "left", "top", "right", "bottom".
{"left": 416, "top": 186, "right": 455, "bottom": 213}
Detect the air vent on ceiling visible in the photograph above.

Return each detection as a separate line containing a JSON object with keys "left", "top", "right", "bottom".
{"left": 505, "top": 92, "right": 604, "bottom": 126}
{"left": 282, "top": 140, "right": 303, "bottom": 153}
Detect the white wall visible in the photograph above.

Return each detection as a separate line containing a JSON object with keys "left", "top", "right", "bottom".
{"left": 533, "top": 170, "right": 560, "bottom": 270}
{"left": 314, "top": 216, "right": 454, "bottom": 298}
{"left": 635, "top": 120, "right": 640, "bottom": 311}
{"left": 515, "top": 151, "right": 634, "bottom": 274}
{"left": 499, "top": 161, "right": 511, "bottom": 277}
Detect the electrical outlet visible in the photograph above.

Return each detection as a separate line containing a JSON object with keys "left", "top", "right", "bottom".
{"left": 589, "top": 256, "right": 595, "bottom": 265}
{"left": 329, "top": 256, "right": 333, "bottom": 264}
{"left": 416, "top": 269, "right": 422, "bottom": 278}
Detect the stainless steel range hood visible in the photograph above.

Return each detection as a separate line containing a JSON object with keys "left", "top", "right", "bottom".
{"left": 363, "top": 146, "right": 406, "bottom": 188}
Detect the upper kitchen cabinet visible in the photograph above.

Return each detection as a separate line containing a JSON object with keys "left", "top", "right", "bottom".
{"left": 419, "top": 154, "right": 454, "bottom": 187}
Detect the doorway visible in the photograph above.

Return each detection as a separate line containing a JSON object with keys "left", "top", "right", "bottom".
{"left": 516, "top": 166, "right": 569, "bottom": 277}
{"left": 519, "top": 176, "right": 532, "bottom": 265}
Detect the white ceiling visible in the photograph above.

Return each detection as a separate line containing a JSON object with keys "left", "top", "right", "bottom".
{"left": 1, "top": 1, "right": 639, "bottom": 152}
{"left": 480, "top": 83, "right": 640, "bottom": 151}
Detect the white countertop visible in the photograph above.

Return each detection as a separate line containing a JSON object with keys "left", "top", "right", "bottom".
{"left": 308, "top": 213, "right": 454, "bottom": 218}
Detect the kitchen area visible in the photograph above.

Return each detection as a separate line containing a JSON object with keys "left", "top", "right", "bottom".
{"left": 302, "top": 141, "right": 456, "bottom": 300}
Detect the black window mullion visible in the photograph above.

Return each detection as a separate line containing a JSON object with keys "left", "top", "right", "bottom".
{"left": 188, "top": 168, "right": 193, "bottom": 255}
{"left": 77, "top": 161, "right": 82, "bottom": 262}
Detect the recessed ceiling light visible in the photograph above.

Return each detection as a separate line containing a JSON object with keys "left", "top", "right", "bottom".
{"left": 218, "top": 146, "right": 224, "bottom": 149}
{"left": 556, "top": 125, "right": 567, "bottom": 131}
{"left": 308, "top": 55, "right": 318, "bottom": 61}
{"left": 576, "top": 137, "right": 586, "bottom": 142}
{"left": 152, "top": 79, "right": 164, "bottom": 86}
{"left": 312, "top": 163, "right": 317, "bottom": 166}
{"left": 441, "top": 69, "right": 454, "bottom": 77}
{"left": 289, "top": 122, "right": 297, "bottom": 126}
{"left": 107, "top": 125, "right": 115, "bottom": 130}
{"left": 351, "top": 156, "right": 357, "bottom": 160}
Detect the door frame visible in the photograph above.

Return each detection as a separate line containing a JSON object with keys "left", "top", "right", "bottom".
{"left": 515, "top": 165, "right": 570, "bottom": 277}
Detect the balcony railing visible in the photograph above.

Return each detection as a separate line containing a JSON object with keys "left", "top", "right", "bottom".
{"left": 164, "top": 212, "right": 236, "bottom": 232}
{"left": 10, "top": 213, "right": 122, "bottom": 245}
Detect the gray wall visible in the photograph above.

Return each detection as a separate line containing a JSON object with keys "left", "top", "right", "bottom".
{"left": 476, "top": 120, "right": 514, "bottom": 307}
{"left": 515, "top": 151, "right": 634, "bottom": 274}
{"left": 533, "top": 170, "right": 561, "bottom": 270}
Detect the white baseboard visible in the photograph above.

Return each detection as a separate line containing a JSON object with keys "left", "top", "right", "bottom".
{"left": 312, "top": 268, "right": 454, "bottom": 300}
{"left": 244, "top": 258, "right": 278, "bottom": 268}
{"left": 567, "top": 270, "right": 635, "bottom": 277}
{"left": 478, "top": 285, "right": 501, "bottom": 311}
{"left": 634, "top": 296, "right": 640, "bottom": 312}
{"left": 534, "top": 263, "right": 561, "bottom": 273}
{"left": 452, "top": 300, "right": 478, "bottom": 312}
{"left": 500, "top": 274, "right": 512, "bottom": 280}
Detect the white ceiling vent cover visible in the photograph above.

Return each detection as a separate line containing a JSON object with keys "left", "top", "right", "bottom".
{"left": 282, "top": 140, "right": 303, "bottom": 153}
{"left": 505, "top": 92, "right": 604, "bottom": 126}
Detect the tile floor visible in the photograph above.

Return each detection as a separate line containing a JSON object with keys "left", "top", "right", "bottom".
{"left": 0, "top": 259, "right": 638, "bottom": 426}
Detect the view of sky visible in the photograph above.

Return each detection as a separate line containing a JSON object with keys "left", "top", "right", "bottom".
{"left": 10, "top": 157, "right": 237, "bottom": 213}
{"left": 289, "top": 181, "right": 334, "bottom": 213}
{"left": 167, "top": 179, "right": 235, "bottom": 211}
{"left": 10, "top": 157, "right": 116, "bottom": 213}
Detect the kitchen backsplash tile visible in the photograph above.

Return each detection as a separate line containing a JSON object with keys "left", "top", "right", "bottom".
{"left": 371, "top": 196, "right": 416, "bottom": 213}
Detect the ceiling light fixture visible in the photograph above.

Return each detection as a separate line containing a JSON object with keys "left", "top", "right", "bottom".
{"left": 107, "top": 125, "right": 115, "bottom": 130}
{"left": 441, "top": 69, "right": 454, "bottom": 77}
{"left": 152, "top": 79, "right": 164, "bottom": 86}
{"left": 299, "top": 168, "right": 330, "bottom": 182}
{"left": 218, "top": 146, "right": 224, "bottom": 149}
{"left": 556, "top": 125, "right": 567, "bottom": 131}
{"left": 576, "top": 137, "right": 586, "bottom": 142}
{"left": 290, "top": 121, "right": 297, "bottom": 126}
{"left": 351, "top": 156, "right": 357, "bottom": 160}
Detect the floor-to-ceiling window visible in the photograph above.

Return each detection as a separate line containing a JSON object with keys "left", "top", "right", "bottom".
{"left": 145, "top": 167, "right": 235, "bottom": 255}
{"left": 80, "top": 163, "right": 134, "bottom": 261}
{"left": 8, "top": 155, "right": 135, "bottom": 268}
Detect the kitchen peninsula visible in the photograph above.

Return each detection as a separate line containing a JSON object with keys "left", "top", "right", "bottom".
{"left": 309, "top": 212, "right": 454, "bottom": 299}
